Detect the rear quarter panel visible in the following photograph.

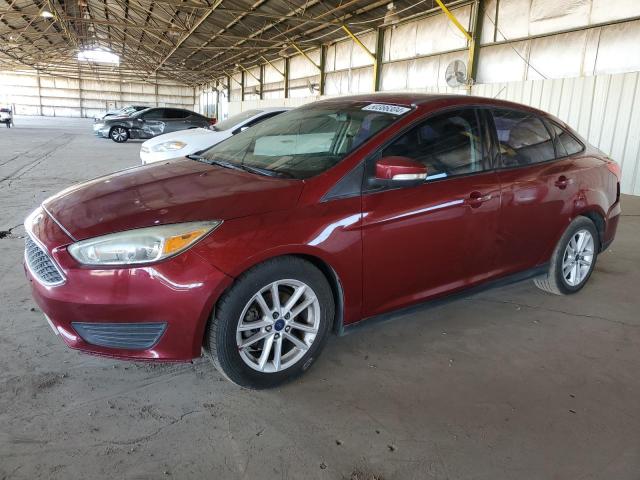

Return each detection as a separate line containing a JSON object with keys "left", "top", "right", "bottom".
{"left": 540, "top": 152, "right": 614, "bottom": 260}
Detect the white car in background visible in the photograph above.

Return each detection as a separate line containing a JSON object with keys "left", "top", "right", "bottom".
{"left": 140, "top": 107, "right": 290, "bottom": 164}
{"left": 0, "top": 107, "right": 13, "bottom": 128}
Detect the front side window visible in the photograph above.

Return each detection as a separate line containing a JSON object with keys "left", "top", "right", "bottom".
{"left": 492, "top": 109, "right": 555, "bottom": 167}
{"left": 140, "top": 108, "right": 165, "bottom": 120}
{"left": 198, "top": 103, "right": 404, "bottom": 179}
{"left": 381, "top": 109, "right": 487, "bottom": 181}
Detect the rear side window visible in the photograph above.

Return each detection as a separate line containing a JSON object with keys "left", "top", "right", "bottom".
{"left": 166, "top": 109, "right": 190, "bottom": 119}
{"left": 548, "top": 121, "right": 584, "bottom": 157}
{"left": 492, "top": 109, "right": 555, "bottom": 167}
{"left": 382, "top": 109, "right": 488, "bottom": 181}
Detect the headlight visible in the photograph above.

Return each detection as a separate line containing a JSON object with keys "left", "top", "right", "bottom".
{"left": 151, "top": 141, "right": 187, "bottom": 153}
{"left": 68, "top": 221, "right": 221, "bottom": 266}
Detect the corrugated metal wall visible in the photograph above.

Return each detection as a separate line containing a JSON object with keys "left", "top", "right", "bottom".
{"left": 209, "top": 0, "right": 640, "bottom": 194}
{"left": 0, "top": 70, "right": 196, "bottom": 118}
{"left": 474, "top": 73, "right": 640, "bottom": 195}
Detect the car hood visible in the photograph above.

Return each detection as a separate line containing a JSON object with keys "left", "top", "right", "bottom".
{"left": 42, "top": 160, "right": 303, "bottom": 241}
{"left": 142, "top": 128, "right": 222, "bottom": 148}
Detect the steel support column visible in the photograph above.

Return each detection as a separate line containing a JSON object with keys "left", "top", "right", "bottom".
{"left": 374, "top": 27, "right": 384, "bottom": 92}
{"left": 284, "top": 57, "right": 290, "bottom": 99}
{"left": 434, "top": 0, "right": 474, "bottom": 89}
{"left": 341, "top": 25, "right": 377, "bottom": 92}
{"left": 319, "top": 45, "right": 327, "bottom": 96}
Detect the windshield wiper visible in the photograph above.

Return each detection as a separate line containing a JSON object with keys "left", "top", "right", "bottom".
{"left": 239, "top": 164, "right": 294, "bottom": 178}
{"left": 187, "top": 154, "right": 245, "bottom": 172}
{"left": 187, "top": 154, "right": 293, "bottom": 178}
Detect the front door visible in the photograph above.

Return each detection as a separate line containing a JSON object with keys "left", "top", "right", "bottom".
{"left": 361, "top": 108, "right": 502, "bottom": 318}
{"left": 139, "top": 108, "right": 168, "bottom": 137}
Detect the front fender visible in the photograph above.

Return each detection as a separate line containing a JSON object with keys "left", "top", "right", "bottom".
{"left": 192, "top": 198, "right": 364, "bottom": 325}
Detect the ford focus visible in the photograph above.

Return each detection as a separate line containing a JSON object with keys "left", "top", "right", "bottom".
{"left": 24, "top": 94, "right": 621, "bottom": 389}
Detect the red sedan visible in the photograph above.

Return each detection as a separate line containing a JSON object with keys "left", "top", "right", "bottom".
{"left": 24, "top": 94, "right": 621, "bottom": 389}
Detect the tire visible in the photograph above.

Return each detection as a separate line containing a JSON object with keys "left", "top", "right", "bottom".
{"left": 534, "top": 216, "right": 599, "bottom": 295}
{"left": 109, "top": 126, "right": 129, "bottom": 143}
{"left": 205, "top": 256, "right": 334, "bottom": 389}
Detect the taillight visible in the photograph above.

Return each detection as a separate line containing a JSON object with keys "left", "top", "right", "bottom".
{"left": 208, "top": 118, "right": 217, "bottom": 126}
{"left": 606, "top": 160, "right": 621, "bottom": 180}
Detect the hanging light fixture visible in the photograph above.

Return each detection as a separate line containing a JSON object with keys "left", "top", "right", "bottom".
{"left": 382, "top": 3, "right": 400, "bottom": 27}
{"left": 40, "top": 9, "right": 54, "bottom": 18}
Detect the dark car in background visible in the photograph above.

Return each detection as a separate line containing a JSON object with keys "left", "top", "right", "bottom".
{"left": 97, "top": 107, "right": 216, "bottom": 143}
{"left": 93, "top": 105, "right": 148, "bottom": 134}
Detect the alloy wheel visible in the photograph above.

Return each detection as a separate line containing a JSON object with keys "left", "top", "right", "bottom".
{"left": 236, "top": 279, "right": 320, "bottom": 373}
{"left": 562, "top": 229, "right": 594, "bottom": 286}
{"left": 111, "top": 127, "right": 127, "bottom": 142}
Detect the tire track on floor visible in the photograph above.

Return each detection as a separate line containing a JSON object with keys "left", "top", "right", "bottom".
{"left": 0, "top": 134, "right": 74, "bottom": 184}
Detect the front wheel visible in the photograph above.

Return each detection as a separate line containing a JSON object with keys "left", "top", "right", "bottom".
{"left": 109, "top": 126, "right": 129, "bottom": 142}
{"left": 534, "top": 216, "right": 599, "bottom": 295}
{"left": 205, "top": 257, "right": 334, "bottom": 389}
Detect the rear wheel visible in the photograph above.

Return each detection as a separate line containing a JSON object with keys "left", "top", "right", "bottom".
{"left": 534, "top": 216, "right": 599, "bottom": 295}
{"left": 205, "top": 257, "right": 334, "bottom": 389}
{"left": 109, "top": 126, "right": 129, "bottom": 143}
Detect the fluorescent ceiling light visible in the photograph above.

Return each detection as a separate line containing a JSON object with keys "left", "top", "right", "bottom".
{"left": 40, "top": 10, "right": 54, "bottom": 18}
{"left": 78, "top": 48, "right": 120, "bottom": 65}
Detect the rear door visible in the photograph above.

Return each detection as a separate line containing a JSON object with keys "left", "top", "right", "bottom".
{"left": 163, "top": 109, "right": 192, "bottom": 133}
{"left": 361, "top": 108, "right": 502, "bottom": 318}
{"left": 490, "top": 108, "right": 579, "bottom": 275}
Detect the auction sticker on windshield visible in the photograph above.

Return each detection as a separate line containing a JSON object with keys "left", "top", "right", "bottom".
{"left": 362, "top": 103, "right": 412, "bottom": 115}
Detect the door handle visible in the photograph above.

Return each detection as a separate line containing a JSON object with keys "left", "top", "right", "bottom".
{"left": 554, "top": 175, "right": 571, "bottom": 189}
{"left": 466, "top": 191, "right": 492, "bottom": 208}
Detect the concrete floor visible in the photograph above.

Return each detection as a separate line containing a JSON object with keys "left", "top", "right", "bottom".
{"left": 1, "top": 116, "right": 639, "bottom": 480}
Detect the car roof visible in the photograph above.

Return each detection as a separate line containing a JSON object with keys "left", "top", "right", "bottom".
{"left": 259, "top": 106, "right": 292, "bottom": 112}
{"left": 317, "top": 92, "right": 547, "bottom": 115}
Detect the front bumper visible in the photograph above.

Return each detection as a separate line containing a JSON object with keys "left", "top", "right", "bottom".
{"left": 93, "top": 122, "right": 104, "bottom": 134}
{"left": 24, "top": 210, "right": 233, "bottom": 361}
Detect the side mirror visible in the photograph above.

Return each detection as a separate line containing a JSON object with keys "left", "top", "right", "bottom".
{"left": 369, "top": 156, "right": 427, "bottom": 188}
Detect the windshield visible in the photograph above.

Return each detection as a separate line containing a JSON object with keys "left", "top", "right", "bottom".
{"left": 213, "top": 109, "right": 263, "bottom": 131}
{"left": 198, "top": 102, "right": 407, "bottom": 179}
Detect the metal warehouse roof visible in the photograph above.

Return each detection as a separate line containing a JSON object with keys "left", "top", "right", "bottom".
{"left": 0, "top": 0, "right": 457, "bottom": 85}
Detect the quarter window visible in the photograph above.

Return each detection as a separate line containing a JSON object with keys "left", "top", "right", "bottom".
{"left": 381, "top": 109, "right": 487, "bottom": 181}
{"left": 549, "top": 121, "right": 584, "bottom": 157}
{"left": 492, "top": 109, "right": 555, "bottom": 167}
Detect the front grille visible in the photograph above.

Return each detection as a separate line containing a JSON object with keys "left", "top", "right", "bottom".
{"left": 25, "top": 236, "right": 65, "bottom": 286}
{"left": 72, "top": 322, "right": 167, "bottom": 350}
